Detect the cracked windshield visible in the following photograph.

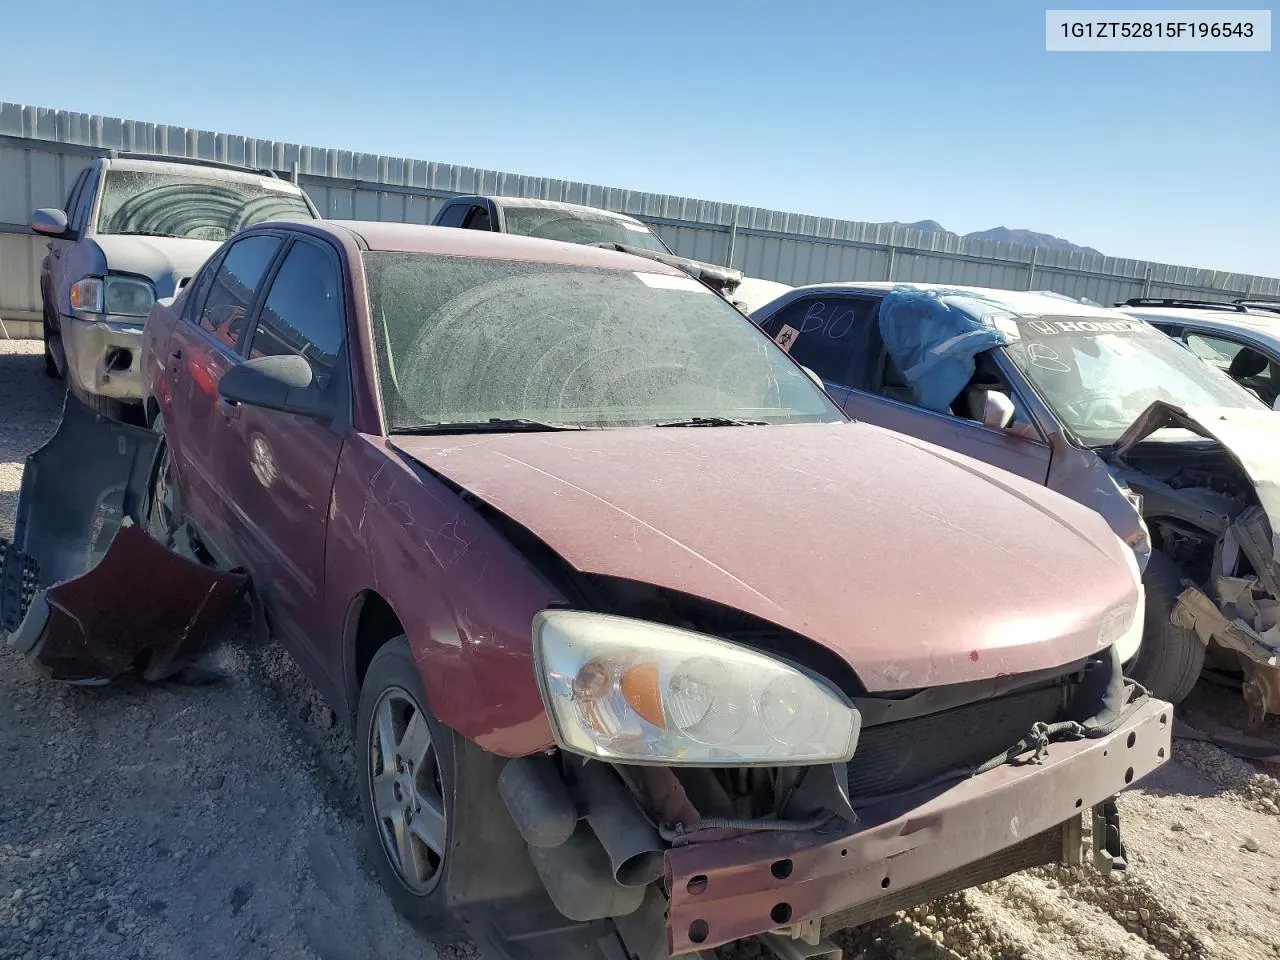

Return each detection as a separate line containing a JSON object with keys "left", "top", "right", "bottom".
{"left": 1005, "top": 317, "right": 1267, "bottom": 444}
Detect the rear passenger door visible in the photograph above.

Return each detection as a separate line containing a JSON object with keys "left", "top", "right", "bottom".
{"left": 217, "top": 234, "right": 349, "bottom": 670}
{"left": 755, "top": 294, "right": 884, "bottom": 405}
{"left": 165, "top": 232, "right": 284, "bottom": 555}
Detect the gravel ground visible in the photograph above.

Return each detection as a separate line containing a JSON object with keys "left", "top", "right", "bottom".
{"left": 2, "top": 337, "right": 1279, "bottom": 960}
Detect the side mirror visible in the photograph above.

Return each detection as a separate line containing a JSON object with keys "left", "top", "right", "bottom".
{"left": 30, "top": 208, "right": 70, "bottom": 237}
{"left": 218, "top": 355, "right": 335, "bottom": 421}
{"left": 800, "top": 366, "right": 825, "bottom": 389}
{"left": 981, "top": 390, "right": 1017, "bottom": 430}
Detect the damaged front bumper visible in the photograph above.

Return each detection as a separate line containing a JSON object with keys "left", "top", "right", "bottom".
{"left": 0, "top": 391, "right": 245, "bottom": 683}
{"left": 662, "top": 696, "right": 1171, "bottom": 955}
{"left": 61, "top": 315, "right": 145, "bottom": 402}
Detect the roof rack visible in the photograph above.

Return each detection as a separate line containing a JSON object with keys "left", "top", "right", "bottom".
{"left": 105, "top": 150, "right": 283, "bottom": 179}
{"left": 1117, "top": 297, "right": 1249, "bottom": 313}
{"left": 1234, "top": 299, "right": 1280, "bottom": 315}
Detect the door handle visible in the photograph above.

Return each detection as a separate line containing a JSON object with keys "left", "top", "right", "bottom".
{"left": 217, "top": 398, "right": 240, "bottom": 423}
{"left": 169, "top": 349, "right": 183, "bottom": 362}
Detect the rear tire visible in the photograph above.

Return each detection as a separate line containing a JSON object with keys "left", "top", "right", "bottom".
{"left": 1127, "top": 550, "right": 1206, "bottom": 704}
{"left": 356, "top": 638, "right": 465, "bottom": 943}
{"left": 144, "top": 415, "right": 183, "bottom": 550}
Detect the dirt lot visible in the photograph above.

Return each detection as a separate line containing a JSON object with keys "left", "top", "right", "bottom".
{"left": 2, "top": 337, "right": 1279, "bottom": 960}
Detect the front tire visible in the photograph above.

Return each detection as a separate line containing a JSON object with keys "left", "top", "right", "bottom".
{"left": 1127, "top": 550, "right": 1206, "bottom": 704}
{"left": 356, "top": 638, "right": 463, "bottom": 942}
{"left": 42, "top": 306, "right": 60, "bottom": 379}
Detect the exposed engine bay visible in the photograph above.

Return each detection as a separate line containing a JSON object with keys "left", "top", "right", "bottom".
{"left": 1107, "top": 402, "right": 1280, "bottom": 723}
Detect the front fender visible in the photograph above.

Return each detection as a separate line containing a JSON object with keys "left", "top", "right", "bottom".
{"left": 325, "top": 435, "right": 562, "bottom": 757}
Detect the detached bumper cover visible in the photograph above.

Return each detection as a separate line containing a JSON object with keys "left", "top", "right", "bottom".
{"left": 663, "top": 696, "right": 1172, "bottom": 954}
{"left": 1, "top": 392, "right": 245, "bottom": 683}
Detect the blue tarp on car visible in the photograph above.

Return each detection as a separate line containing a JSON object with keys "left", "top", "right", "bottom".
{"left": 878, "top": 286, "right": 1018, "bottom": 412}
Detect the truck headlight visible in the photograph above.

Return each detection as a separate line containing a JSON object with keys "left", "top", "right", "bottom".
{"left": 533, "top": 610, "right": 860, "bottom": 766}
{"left": 70, "top": 275, "right": 156, "bottom": 318}
{"left": 104, "top": 275, "right": 157, "bottom": 317}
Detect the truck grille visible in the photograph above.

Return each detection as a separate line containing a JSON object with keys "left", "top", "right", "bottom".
{"left": 847, "top": 684, "right": 1066, "bottom": 803}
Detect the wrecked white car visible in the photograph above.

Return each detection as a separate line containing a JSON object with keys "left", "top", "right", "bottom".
{"left": 751, "top": 283, "right": 1280, "bottom": 723}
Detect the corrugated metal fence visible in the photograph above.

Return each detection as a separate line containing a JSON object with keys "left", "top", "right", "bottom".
{"left": 2, "top": 100, "right": 1278, "bottom": 326}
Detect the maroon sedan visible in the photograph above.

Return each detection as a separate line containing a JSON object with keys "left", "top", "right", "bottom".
{"left": 45, "top": 220, "right": 1167, "bottom": 958}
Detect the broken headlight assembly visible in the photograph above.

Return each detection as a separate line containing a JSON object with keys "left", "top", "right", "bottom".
{"left": 533, "top": 610, "right": 860, "bottom": 766}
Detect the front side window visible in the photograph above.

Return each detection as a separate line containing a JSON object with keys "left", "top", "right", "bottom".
{"left": 757, "top": 296, "right": 882, "bottom": 389}
{"left": 249, "top": 240, "right": 344, "bottom": 387}
{"left": 500, "top": 205, "right": 671, "bottom": 255}
{"left": 1186, "top": 332, "right": 1278, "bottom": 405}
{"left": 196, "top": 235, "right": 282, "bottom": 351}
{"left": 69, "top": 170, "right": 98, "bottom": 231}
{"left": 363, "top": 253, "right": 843, "bottom": 430}
{"left": 95, "top": 170, "right": 313, "bottom": 242}
{"left": 1004, "top": 316, "right": 1266, "bottom": 445}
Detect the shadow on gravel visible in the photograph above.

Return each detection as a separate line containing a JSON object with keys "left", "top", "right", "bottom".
{"left": 0, "top": 346, "right": 65, "bottom": 408}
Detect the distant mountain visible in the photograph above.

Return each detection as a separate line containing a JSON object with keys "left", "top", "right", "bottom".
{"left": 965, "top": 227, "right": 1102, "bottom": 256}
{"left": 876, "top": 220, "right": 1101, "bottom": 256}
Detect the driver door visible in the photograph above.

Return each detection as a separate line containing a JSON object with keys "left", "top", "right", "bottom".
{"left": 216, "top": 234, "right": 349, "bottom": 673}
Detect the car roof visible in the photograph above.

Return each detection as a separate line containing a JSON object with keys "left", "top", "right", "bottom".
{"left": 773, "top": 281, "right": 1140, "bottom": 321}
{"left": 323, "top": 219, "right": 686, "bottom": 273}
{"left": 1118, "top": 306, "right": 1280, "bottom": 342}
{"left": 459, "top": 195, "right": 649, "bottom": 226}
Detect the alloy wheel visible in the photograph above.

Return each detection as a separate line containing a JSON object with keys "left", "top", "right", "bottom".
{"left": 368, "top": 686, "right": 447, "bottom": 894}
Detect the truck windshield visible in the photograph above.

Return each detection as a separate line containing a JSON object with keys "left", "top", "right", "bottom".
{"left": 1003, "top": 316, "right": 1267, "bottom": 445}
{"left": 363, "top": 252, "right": 844, "bottom": 431}
{"left": 95, "top": 170, "right": 313, "bottom": 242}
{"left": 499, "top": 205, "right": 671, "bottom": 255}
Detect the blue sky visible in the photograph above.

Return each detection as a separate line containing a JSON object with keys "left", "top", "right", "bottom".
{"left": 2, "top": 0, "right": 1276, "bottom": 276}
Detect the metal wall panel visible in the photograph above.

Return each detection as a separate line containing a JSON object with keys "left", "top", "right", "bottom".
{"left": 2, "top": 99, "right": 1278, "bottom": 325}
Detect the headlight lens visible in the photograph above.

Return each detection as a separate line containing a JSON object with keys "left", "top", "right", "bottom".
{"left": 70, "top": 275, "right": 157, "bottom": 318}
{"left": 104, "top": 275, "right": 157, "bottom": 317}
{"left": 1100, "top": 542, "right": 1145, "bottom": 665}
{"left": 534, "top": 610, "right": 860, "bottom": 765}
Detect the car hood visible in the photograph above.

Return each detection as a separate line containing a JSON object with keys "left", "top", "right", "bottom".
{"left": 391, "top": 421, "right": 1138, "bottom": 691}
{"left": 90, "top": 234, "right": 222, "bottom": 298}
{"left": 1115, "top": 402, "right": 1280, "bottom": 559}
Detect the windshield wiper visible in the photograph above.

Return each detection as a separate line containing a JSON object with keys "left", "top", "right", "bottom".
{"left": 654, "top": 416, "right": 769, "bottom": 427}
{"left": 391, "top": 418, "right": 589, "bottom": 435}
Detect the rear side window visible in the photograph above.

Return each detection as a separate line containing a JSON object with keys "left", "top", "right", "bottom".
{"left": 196, "top": 235, "right": 282, "bottom": 351}
{"left": 182, "top": 255, "right": 222, "bottom": 325}
{"left": 757, "top": 296, "right": 882, "bottom": 389}
{"left": 248, "top": 239, "right": 344, "bottom": 386}
{"left": 435, "top": 203, "right": 468, "bottom": 228}
{"left": 462, "top": 205, "right": 492, "bottom": 230}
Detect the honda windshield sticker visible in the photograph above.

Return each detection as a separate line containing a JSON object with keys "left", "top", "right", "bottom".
{"left": 1021, "top": 318, "right": 1150, "bottom": 336}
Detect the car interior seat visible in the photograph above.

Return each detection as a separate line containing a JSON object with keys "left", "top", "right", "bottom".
{"left": 1227, "top": 348, "right": 1277, "bottom": 406}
